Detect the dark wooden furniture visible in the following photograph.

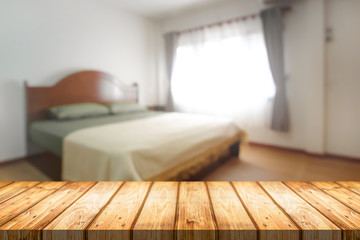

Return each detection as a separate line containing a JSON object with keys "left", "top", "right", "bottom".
{"left": 1, "top": 181, "right": 360, "bottom": 239}
{"left": 148, "top": 105, "right": 166, "bottom": 111}
{"left": 25, "top": 70, "right": 138, "bottom": 124}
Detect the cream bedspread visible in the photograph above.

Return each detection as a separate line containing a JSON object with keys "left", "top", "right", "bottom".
{"left": 63, "top": 113, "right": 243, "bottom": 181}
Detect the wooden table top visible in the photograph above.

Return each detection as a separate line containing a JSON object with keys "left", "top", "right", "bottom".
{"left": 0, "top": 181, "right": 359, "bottom": 240}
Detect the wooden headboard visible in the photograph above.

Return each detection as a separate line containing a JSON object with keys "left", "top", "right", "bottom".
{"left": 25, "top": 70, "right": 138, "bottom": 123}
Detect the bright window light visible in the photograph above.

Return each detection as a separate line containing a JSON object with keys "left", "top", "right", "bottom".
{"left": 171, "top": 31, "right": 275, "bottom": 117}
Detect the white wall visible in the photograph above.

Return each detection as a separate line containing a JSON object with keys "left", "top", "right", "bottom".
{"left": 1, "top": 0, "right": 358, "bottom": 162}
{"left": 302, "top": 0, "right": 326, "bottom": 154}
{"left": 325, "top": 0, "right": 360, "bottom": 157}
{"left": 158, "top": 0, "right": 327, "bottom": 154}
{"left": 0, "top": 0, "right": 157, "bottom": 162}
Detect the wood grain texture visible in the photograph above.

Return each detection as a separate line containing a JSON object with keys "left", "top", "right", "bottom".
{"left": 0, "top": 182, "right": 11, "bottom": 190}
{"left": 312, "top": 182, "right": 360, "bottom": 212}
{"left": 87, "top": 182, "right": 151, "bottom": 240}
{"left": 0, "top": 182, "right": 66, "bottom": 227}
{"left": 285, "top": 181, "right": 360, "bottom": 240}
{"left": 43, "top": 182, "right": 122, "bottom": 240}
{"left": 177, "top": 182, "right": 216, "bottom": 240}
{"left": 0, "top": 182, "right": 95, "bottom": 240}
{"left": 133, "top": 182, "right": 178, "bottom": 240}
{"left": 337, "top": 181, "right": 360, "bottom": 196}
{"left": 232, "top": 182, "right": 299, "bottom": 240}
{"left": 260, "top": 181, "right": 341, "bottom": 240}
{"left": 207, "top": 182, "right": 257, "bottom": 240}
{"left": 0, "top": 182, "right": 39, "bottom": 204}
{"left": 0, "top": 181, "right": 359, "bottom": 240}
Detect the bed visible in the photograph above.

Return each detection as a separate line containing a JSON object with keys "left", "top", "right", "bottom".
{"left": 26, "top": 70, "right": 246, "bottom": 181}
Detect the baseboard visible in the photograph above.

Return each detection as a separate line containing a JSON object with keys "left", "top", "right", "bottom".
{"left": 325, "top": 152, "right": 360, "bottom": 163}
{"left": 249, "top": 142, "right": 360, "bottom": 162}
{"left": 0, "top": 156, "right": 27, "bottom": 166}
{"left": 249, "top": 142, "right": 305, "bottom": 154}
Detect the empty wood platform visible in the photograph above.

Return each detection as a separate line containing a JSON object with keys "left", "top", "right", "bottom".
{"left": 0, "top": 182, "right": 359, "bottom": 239}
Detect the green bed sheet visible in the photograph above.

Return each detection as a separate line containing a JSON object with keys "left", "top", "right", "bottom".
{"left": 29, "top": 111, "right": 162, "bottom": 157}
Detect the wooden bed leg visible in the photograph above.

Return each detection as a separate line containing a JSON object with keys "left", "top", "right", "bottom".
{"left": 229, "top": 141, "right": 240, "bottom": 157}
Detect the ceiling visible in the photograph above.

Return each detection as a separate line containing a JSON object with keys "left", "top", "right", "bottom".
{"left": 105, "top": 0, "right": 226, "bottom": 19}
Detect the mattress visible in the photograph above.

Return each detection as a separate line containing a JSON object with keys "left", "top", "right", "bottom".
{"left": 62, "top": 112, "right": 244, "bottom": 181}
{"left": 29, "top": 110, "right": 162, "bottom": 156}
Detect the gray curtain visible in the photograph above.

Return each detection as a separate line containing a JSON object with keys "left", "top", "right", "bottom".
{"left": 164, "top": 32, "right": 178, "bottom": 111}
{"left": 261, "top": 8, "right": 290, "bottom": 132}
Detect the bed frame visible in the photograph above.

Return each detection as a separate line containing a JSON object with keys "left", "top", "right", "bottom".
{"left": 25, "top": 70, "right": 239, "bottom": 180}
{"left": 25, "top": 70, "right": 138, "bottom": 180}
{"left": 25, "top": 70, "right": 138, "bottom": 124}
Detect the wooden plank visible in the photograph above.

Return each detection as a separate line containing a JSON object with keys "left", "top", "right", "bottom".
{"left": 0, "top": 182, "right": 95, "bottom": 240}
{"left": 207, "top": 182, "right": 257, "bottom": 240}
{"left": 0, "top": 182, "right": 39, "bottom": 204}
{"left": 312, "top": 182, "right": 360, "bottom": 212}
{"left": 260, "top": 181, "right": 341, "bottom": 240}
{"left": 43, "top": 182, "right": 122, "bottom": 240}
{"left": 0, "top": 182, "right": 12, "bottom": 189}
{"left": 133, "top": 182, "right": 178, "bottom": 240}
{"left": 176, "top": 182, "right": 216, "bottom": 240}
{"left": 286, "top": 182, "right": 360, "bottom": 240}
{"left": 0, "top": 182, "right": 66, "bottom": 227}
{"left": 87, "top": 182, "right": 151, "bottom": 240}
{"left": 337, "top": 182, "right": 360, "bottom": 196}
{"left": 232, "top": 182, "right": 299, "bottom": 240}
{"left": 0, "top": 181, "right": 356, "bottom": 239}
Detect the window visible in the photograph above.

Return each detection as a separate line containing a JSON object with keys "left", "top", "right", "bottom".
{"left": 171, "top": 18, "right": 275, "bottom": 127}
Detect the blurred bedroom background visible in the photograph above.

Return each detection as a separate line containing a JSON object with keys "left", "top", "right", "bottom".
{"left": 0, "top": 0, "right": 359, "bottom": 181}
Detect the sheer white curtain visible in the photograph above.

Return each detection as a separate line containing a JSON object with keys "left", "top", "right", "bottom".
{"left": 171, "top": 17, "right": 275, "bottom": 129}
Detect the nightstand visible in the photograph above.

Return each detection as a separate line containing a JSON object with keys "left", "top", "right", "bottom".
{"left": 148, "top": 106, "right": 166, "bottom": 111}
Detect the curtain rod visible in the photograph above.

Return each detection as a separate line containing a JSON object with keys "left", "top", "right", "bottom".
{"left": 177, "top": 6, "right": 291, "bottom": 34}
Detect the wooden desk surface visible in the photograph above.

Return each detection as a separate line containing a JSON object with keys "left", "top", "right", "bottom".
{"left": 0, "top": 181, "right": 359, "bottom": 240}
